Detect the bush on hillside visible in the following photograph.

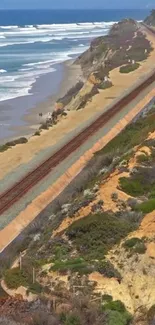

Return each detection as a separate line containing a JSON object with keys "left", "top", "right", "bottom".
{"left": 66, "top": 213, "right": 134, "bottom": 259}
{"left": 102, "top": 300, "right": 132, "bottom": 325}
{"left": 50, "top": 258, "right": 91, "bottom": 275}
{"left": 134, "top": 198, "right": 155, "bottom": 214}
{"left": 136, "top": 154, "right": 150, "bottom": 164}
{"left": 97, "top": 260, "right": 122, "bottom": 280}
{"left": 97, "top": 106, "right": 155, "bottom": 158}
{"left": 123, "top": 237, "right": 146, "bottom": 255}
{"left": 4, "top": 268, "right": 29, "bottom": 289}
{"left": 0, "top": 137, "right": 28, "bottom": 152}
{"left": 119, "top": 177, "right": 148, "bottom": 197}
{"left": 120, "top": 62, "right": 140, "bottom": 73}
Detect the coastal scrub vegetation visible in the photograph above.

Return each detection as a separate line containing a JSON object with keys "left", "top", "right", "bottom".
{"left": 135, "top": 198, "right": 155, "bottom": 214}
{"left": 0, "top": 137, "right": 28, "bottom": 152}
{"left": 102, "top": 300, "right": 132, "bottom": 325}
{"left": 76, "top": 19, "right": 152, "bottom": 79}
{"left": 66, "top": 212, "right": 135, "bottom": 260}
{"left": 119, "top": 62, "right": 140, "bottom": 74}
{"left": 97, "top": 103, "right": 155, "bottom": 158}
{"left": 0, "top": 297, "right": 133, "bottom": 325}
{"left": 4, "top": 267, "right": 42, "bottom": 294}
{"left": 123, "top": 237, "right": 146, "bottom": 254}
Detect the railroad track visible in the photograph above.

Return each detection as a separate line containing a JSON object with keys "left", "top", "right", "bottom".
{"left": 0, "top": 23, "right": 155, "bottom": 216}
{"left": 141, "top": 22, "right": 155, "bottom": 35}
{"left": 0, "top": 70, "right": 155, "bottom": 216}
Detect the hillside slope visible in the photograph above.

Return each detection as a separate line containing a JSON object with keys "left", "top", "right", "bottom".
{"left": 1, "top": 17, "right": 155, "bottom": 325}
{"left": 144, "top": 9, "right": 155, "bottom": 26}
{"left": 1, "top": 99, "right": 155, "bottom": 324}
{"left": 55, "top": 19, "right": 152, "bottom": 112}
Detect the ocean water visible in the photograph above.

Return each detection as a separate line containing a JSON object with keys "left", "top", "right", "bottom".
{"left": 0, "top": 9, "right": 149, "bottom": 103}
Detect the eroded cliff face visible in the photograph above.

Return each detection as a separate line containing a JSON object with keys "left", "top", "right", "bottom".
{"left": 2, "top": 102, "right": 155, "bottom": 324}
{"left": 1, "top": 18, "right": 155, "bottom": 325}
{"left": 55, "top": 19, "right": 152, "bottom": 112}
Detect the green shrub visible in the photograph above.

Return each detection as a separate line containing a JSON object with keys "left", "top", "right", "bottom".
{"left": 134, "top": 242, "right": 146, "bottom": 254}
{"left": 34, "top": 130, "right": 41, "bottom": 136}
{"left": 123, "top": 237, "right": 142, "bottom": 249}
{"left": 120, "top": 62, "right": 140, "bottom": 73}
{"left": 64, "top": 314, "right": 81, "bottom": 325}
{"left": 6, "top": 137, "right": 28, "bottom": 146}
{"left": 97, "top": 260, "right": 121, "bottom": 279}
{"left": 149, "top": 190, "right": 155, "bottom": 198}
{"left": 50, "top": 258, "right": 91, "bottom": 274}
{"left": 102, "top": 294, "right": 113, "bottom": 303}
{"left": 119, "top": 177, "right": 149, "bottom": 197}
{"left": 147, "top": 304, "right": 155, "bottom": 322}
{"left": 51, "top": 242, "right": 71, "bottom": 261}
{"left": 97, "top": 106, "right": 155, "bottom": 158}
{"left": 98, "top": 80, "right": 113, "bottom": 90}
{"left": 0, "top": 144, "right": 10, "bottom": 152}
{"left": 27, "top": 282, "right": 42, "bottom": 294}
{"left": 103, "top": 300, "right": 126, "bottom": 313}
{"left": 4, "top": 268, "right": 29, "bottom": 289}
{"left": 0, "top": 137, "right": 28, "bottom": 152}
{"left": 106, "top": 310, "right": 132, "bottom": 325}
{"left": 135, "top": 199, "right": 155, "bottom": 214}
{"left": 136, "top": 154, "right": 150, "bottom": 164}
{"left": 4, "top": 267, "right": 43, "bottom": 294}
{"left": 103, "top": 300, "right": 132, "bottom": 325}
{"left": 66, "top": 213, "right": 134, "bottom": 260}
{"left": 123, "top": 237, "right": 146, "bottom": 254}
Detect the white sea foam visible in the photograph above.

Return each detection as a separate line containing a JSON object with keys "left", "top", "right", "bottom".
{"left": 0, "top": 69, "right": 7, "bottom": 73}
{"left": 0, "top": 25, "right": 18, "bottom": 29}
{"left": 19, "top": 67, "right": 34, "bottom": 71}
{"left": 0, "top": 20, "right": 114, "bottom": 102}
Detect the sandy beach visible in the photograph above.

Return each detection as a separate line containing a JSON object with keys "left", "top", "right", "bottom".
{"left": 0, "top": 59, "right": 82, "bottom": 143}
{"left": 0, "top": 28, "right": 155, "bottom": 182}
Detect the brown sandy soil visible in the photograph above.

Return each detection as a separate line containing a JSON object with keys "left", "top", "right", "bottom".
{"left": 0, "top": 30, "right": 155, "bottom": 180}
{"left": 89, "top": 272, "right": 134, "bottom": 313}
{"left": 52, "top": 142, "right": 154, "bottom": 238}
{"left": 129, "top": 145, "right": 151, "bottom": 168}
{"left": 148, "top": 130, "right": 155, "bottom": 140}
{"left": 132, "top": 210, "right": 155, "bottom": 238}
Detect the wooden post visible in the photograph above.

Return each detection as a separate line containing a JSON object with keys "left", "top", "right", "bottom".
{"left": 33, "top": 268, "right": 35, "bottom": 284}
{"left": 53, "top": 297, "right": 56, "bottom": 311}
{"left": 19, "top": 252, "right": 22, "bottom": 271}
{"left": 100, "top": 292, "right": 102, "bottom": 305}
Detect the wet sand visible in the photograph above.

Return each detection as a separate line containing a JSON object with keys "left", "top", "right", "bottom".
{"left": 0, "top": 59, "right": 82, "bottom": 143}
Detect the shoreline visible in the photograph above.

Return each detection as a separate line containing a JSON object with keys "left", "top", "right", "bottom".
{"left": 0, "top": 58, "right": 82, "bottom": 144}
{"left": 0, "top": 26, "right": 155, "bottom": 182}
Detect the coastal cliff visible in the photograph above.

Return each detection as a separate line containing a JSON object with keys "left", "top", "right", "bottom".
{"left": 1, "top": 94, "right": 155, "bottom": 325}
{"left": 144, "top": 9, "right": 155, "bottom": 26}
{"left": 55, "top": 19, "right": 152, "bottom": 113}
{"left": 1, "top": 13, "right": 155, "bottom": 325}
